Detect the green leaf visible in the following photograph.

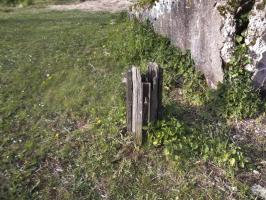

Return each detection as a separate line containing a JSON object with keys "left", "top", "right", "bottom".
{"left": 229, "top": 158, "right": 236, "bottom": 166}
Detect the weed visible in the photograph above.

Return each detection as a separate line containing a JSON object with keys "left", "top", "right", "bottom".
{"left": 147, "top": 118, "right": 247, "bottom": 170}
{"left": 136, "top": 0, "right": 158, "bottom": 8}
{"left": 206, "top": 44, "right": 263, "bottom": 119}
{"left": 109, "top": 18, "right": 206, "bottom": 102}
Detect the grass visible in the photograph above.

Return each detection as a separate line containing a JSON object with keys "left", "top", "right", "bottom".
{"left": 0, "top": 0, "right": 76, "bottom": 8}
{"left": 0, "top": 8, "right": 264, "bottom": 200}
{"left": 0, "top": 10, "right": 127, "bottom": 199}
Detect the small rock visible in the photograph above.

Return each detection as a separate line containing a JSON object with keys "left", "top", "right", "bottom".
{"left": 253, "top": 170, "right": 260, "bottom": 175}
{"left": 252, "top": 184, "right": 266, "bottom": 199}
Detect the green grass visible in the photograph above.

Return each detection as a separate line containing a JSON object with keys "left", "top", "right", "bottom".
{"left": 0, "top": 8, "right": 263, "bottom": 199}
{"left": 0, "top": 10, "right": 127, "bottom": 199}
{"left": 0, "top": 0, "right": 76, "bottom": 7}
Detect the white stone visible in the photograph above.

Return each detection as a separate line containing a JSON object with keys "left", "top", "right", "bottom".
{"left": 252, "top": 184, "right": 266, "bottom": 199}
{"left": 220, "top": 12, "right": 236, "bottom": 63}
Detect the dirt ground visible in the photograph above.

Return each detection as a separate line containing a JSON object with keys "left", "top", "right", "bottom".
{"left": 48, "top": 0, "right": 135, "bottom": 12}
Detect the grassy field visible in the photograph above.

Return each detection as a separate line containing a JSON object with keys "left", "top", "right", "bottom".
{"left": 0, "top": 10, "right": 128, "bottom": 199}
{"left": 0, "top": 0, "right": 76, "bottom": 8}
{"left": 0, "top": 8, "right": 265, "bottom": 200}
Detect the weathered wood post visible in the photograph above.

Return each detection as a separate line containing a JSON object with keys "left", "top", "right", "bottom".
{"left": 147, "top": 62, "right": 162, "bottom": 122}
{"left": 126, "top": 70, "right": 133, "bottom": 132}
{"left": 126, "top": 63, "right": 163, "bottom": 145}
{"left": 132, "top": 67, "right": 143, "bottom": 145}
{"left": 142, "top": 82, "right": 151, "bottom": 126}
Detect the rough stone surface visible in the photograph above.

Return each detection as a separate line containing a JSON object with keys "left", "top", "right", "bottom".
{"left": 220, "top": 12, "right": 236, "bottom": 63}
{"left": 133, "top": 0, "right": 236, "bottom": 88}
{"left": 252, "top": 184, "right": 266, "bottom": 199}
{"left": 245, "top": 0, "right": 266, "bottom": 90}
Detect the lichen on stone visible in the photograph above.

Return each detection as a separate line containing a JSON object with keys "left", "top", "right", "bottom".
{"left": 217, "top": 0, "right": 242, "bottom": 16}
{"left": 245, "top": 0, "right": 266, "bottom": 89}
{"left": 256, "top": 0, "right": 266, "bottom": 9}
{"left": 220, "top": 12, "right": 236, "bottom": 63}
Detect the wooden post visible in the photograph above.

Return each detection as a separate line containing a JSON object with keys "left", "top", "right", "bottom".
{"left": 125, "top": 63, "right": 163, "bottom": 146}
{"left": 142, "top": 82, "right": 151, "bottom": 126}
{"left": 158, "top": 67, "right": 163, "bottom": 119}
{"left": 126, "top": 70, "right": 133, "bottom": 132}
{"left": 132, "top": 67, "right": 143, "bottom": 145}
{"left": 148, "top": 62, "right": 159, "bottom": 122}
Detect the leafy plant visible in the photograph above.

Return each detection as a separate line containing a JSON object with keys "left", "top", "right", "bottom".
{"left": 206, "top": 44, "right": 263, "bottom": 119}
{"left": 147, "top": 118, "right": 247, "bottom": 169}
{"left": 136, "top": 0, "right": 158, "bottom": 8}
{"left": 109, "top": 18, "right": 207, "bottom": 103}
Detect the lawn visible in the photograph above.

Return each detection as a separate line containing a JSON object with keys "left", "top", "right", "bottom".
{"left": 0, "top": 8, "right": 264, "bottom": 200}
{"left": 0, "top": 10, "right": 129, "bottom": 199}
{"left": 0, "top": 0, "right": 76, "bottom": 8}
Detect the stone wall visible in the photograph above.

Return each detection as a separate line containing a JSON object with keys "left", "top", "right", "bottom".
{"left": 133, "top": 0, "right": 266, "bottom": 90}
{"left": 245, "top": 0, "right": 266, "bottom": 90}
